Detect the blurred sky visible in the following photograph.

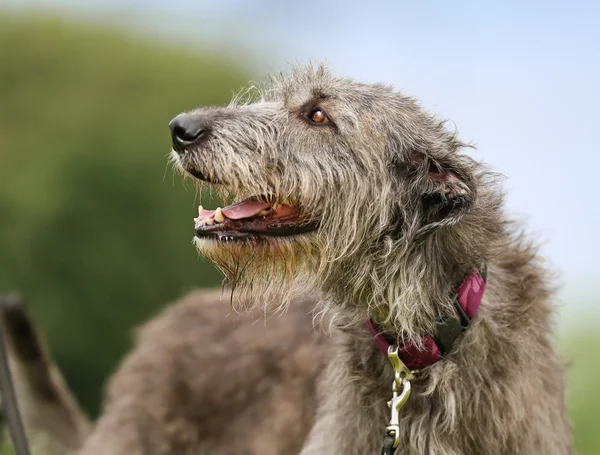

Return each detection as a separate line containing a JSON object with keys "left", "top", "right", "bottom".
{"left": 5, "top": 0, "right": 600, "bottom": 326}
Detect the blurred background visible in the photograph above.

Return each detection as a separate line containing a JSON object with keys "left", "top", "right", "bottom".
{"left": 0, "top": 1, "right": 598, "bottom": 453}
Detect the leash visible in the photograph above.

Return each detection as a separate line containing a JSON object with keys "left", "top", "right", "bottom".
{"left": 0, "top": 298, "right": 32, "bottom": 455}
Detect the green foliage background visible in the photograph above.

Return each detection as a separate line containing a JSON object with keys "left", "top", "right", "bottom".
{"left": 0, "top": 14, "right": 597, "bottom": 455}
{"left": 0, "top": 14, "right": 237, "bottom": 415}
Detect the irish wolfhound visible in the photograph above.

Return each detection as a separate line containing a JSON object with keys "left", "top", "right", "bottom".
{"left": 167, "top": 64, "right": 572, "bottom": 454}
{"left": 3, "top": 65, "right": 571, "bottom": 455}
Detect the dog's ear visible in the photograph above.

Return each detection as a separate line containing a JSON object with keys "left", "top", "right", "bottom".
{"left": 416, "top": 155, "right": 476, "bottom": 231}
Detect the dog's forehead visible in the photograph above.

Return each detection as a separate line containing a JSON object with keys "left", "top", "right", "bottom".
{"left": 265, "top": 66, "right": 394, "bottom": 110}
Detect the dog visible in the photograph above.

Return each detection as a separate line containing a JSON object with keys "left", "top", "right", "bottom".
{"left": 3, "top": 65, "right": 572, "bottom": 454}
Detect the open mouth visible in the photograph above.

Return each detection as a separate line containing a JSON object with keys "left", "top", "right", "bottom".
{"left": 194, "top": 196, "right": 319, "bottom": 241}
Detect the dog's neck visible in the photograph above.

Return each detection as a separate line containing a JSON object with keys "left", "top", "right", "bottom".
{"left": 312, "top": 185, "right": 502, "bottom": 348}
{"left": 366, "top": 186, "right": 501, "bottom": 342}
{"left": 366, "top": 268, "right": 486, "bottom": 371}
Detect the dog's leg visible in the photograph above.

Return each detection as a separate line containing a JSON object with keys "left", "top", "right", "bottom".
{"left": 0, "top": 294, "right": 91, "bottom": 455}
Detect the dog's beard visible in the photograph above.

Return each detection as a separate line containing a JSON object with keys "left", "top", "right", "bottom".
{"left": 193, "top": 235, "right": 318, "bottom": 314}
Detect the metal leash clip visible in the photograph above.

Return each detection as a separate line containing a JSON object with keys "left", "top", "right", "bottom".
{"left": 380, "top": 345, "right": 414, "bottom": 455}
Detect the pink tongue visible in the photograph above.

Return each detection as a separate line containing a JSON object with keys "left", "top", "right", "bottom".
{"left": 197, "top": 209, "right": 215, "bottom": 221}
{"left": 196, "top": 198, "right": 272, "bottom": 222}
{"left": 221, "top": 199, "right": 271, "bottom": 220}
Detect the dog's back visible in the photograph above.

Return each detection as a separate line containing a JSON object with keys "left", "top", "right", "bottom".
{"left": 2, "top": 290, "right": 330, "bottom": 455}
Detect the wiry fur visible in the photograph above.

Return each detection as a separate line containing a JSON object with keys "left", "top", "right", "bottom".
{"left": 170, "top": 64, "right": 572, "bottom": 454}
{"left": 5, "top": 65, "right": 572, "bottom": 455}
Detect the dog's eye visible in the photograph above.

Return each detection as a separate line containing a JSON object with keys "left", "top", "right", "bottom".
{"left": 310, "top": 109, "right": 329, "bottom": 125}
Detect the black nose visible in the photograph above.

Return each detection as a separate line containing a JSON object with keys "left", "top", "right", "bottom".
{"left": 169, "top": 113, "right": 209, "bottom": 152}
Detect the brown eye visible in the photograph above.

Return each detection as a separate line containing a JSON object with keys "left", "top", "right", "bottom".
{"left": 310, "top": 109, "right": 329, "bottom": 124}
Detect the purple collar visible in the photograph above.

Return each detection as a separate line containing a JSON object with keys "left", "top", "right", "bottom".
{"left": 367, "top": 268, "right": 486, "bottom": 371}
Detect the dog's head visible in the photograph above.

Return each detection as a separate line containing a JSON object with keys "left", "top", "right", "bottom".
{"left": 170, "top": 65, "right": 495, "bottom": 326}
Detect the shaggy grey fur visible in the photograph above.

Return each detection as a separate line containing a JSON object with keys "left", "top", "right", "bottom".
{"left": 4, "top": 65, "right": 572, "bottom": 455}
{"left": 172, "top": 64, "right": 572, "bottom": 454}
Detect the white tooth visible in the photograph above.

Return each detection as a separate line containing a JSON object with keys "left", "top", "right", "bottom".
{"left": 258, "top": 209, "right": 268, "bottom": 216}
{"left": 198, "top": 205, "right": 203, "bottom": 215}
{"left": 283, "top": 198, "right": 291, "bottom": 205}
{"left": 193, "top": 217, "right": 198, "bottom": 223}
{"left": 205, "top": 218, "right": 214, "bottom": 225}
{"left": 272, "top": 202, "right": 280, "bottom": 210}
{"left": 214, "top": 207, "right": 225, "bottom": 222}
